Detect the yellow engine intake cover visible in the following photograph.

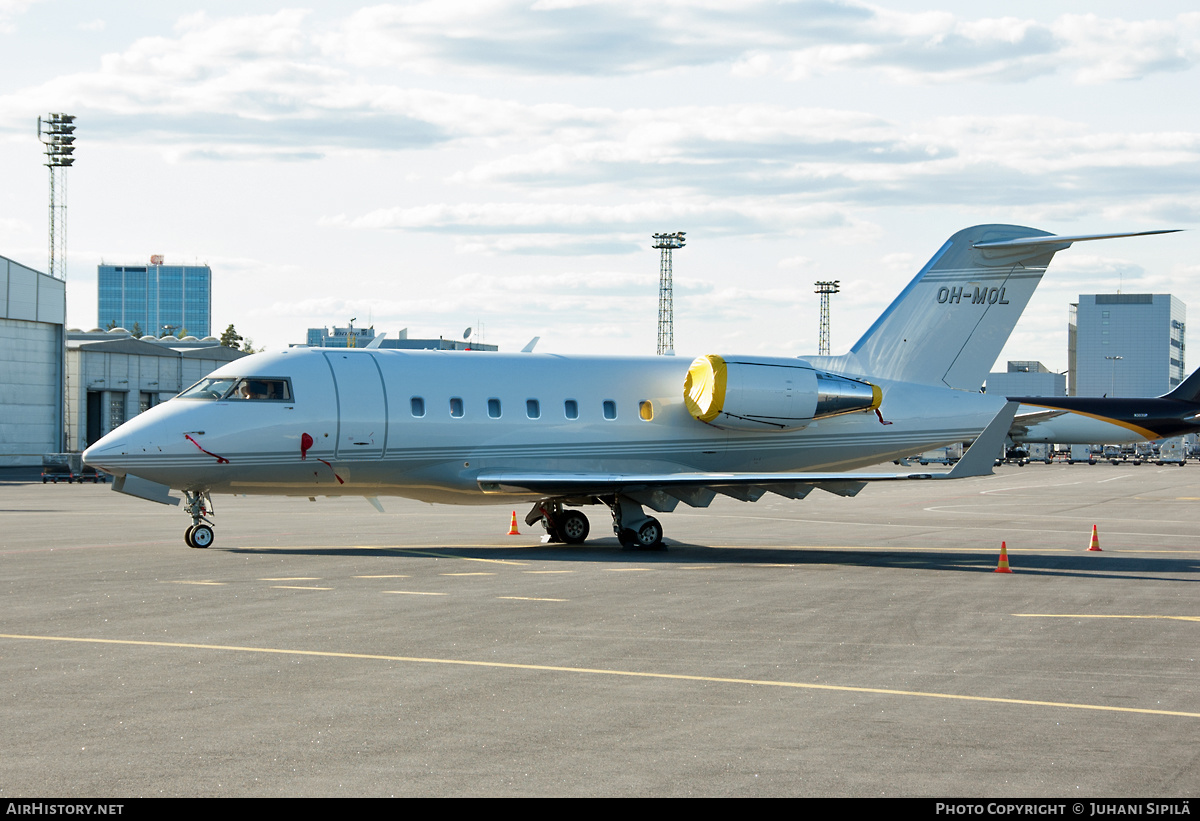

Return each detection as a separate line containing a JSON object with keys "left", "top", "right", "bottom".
{"left": 684, "top": 355, "right": 727, "bottom": 422}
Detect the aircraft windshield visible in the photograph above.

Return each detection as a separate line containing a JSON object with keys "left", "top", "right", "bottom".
{"left": 177, "top": 377, "right": 292, "bottom": 401}
{"left": 178, "top": 377, "right": 239, "bottom": 400}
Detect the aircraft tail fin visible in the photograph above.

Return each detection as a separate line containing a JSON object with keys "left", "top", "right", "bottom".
{"left": 811, "top": 226, "right": 1179, "bottom": 392}
{"left": 1164, "top": 367, "right": 1200, "bottom": 403}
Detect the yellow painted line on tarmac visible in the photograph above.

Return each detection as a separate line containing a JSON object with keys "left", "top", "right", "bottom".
{"left": 3, "top": 632, "right": 1197, "bottom": 719}
{"left": 679, "top": 566, "right": 719, "bottom": 570}
{"left": 382, "top": 549, "right": 529, "bottom": 566}
{"left": 441, "top": 572, "right": 496, "bottom": 577}
{"left": 383, "top": 590, "right": 446, "bottom": 596}
{"left": 606, "top": 567, "right": 652, "bottom": 572}
{"left": 354, "top": 575, "right": 410, "bottom": 579}
{"left": 260, "top": 577, "right": 321, "bottom": 581}
{"left": 497, "top": 596, "right": 567, "bottom": 602}
{"left": 524, "top": 570, "right": 573, "bottom": 574}
{"left": 1016, "top": 613, "right": 1200, "bottom": 623}
{"left": 711, "top": 546, "right": 1073, "bottom": 554}
{"left": 271, "top": 585, "right": 332, "bottom": 591}
{"left": 166, "top": 580, "right": 226, "bottom": 586}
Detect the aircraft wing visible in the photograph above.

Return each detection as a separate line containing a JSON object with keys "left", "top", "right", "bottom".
{"left": 478, "top": 403, "right": 1017, "bottom": 510}
{"left": 1009, "top": 407, "right": 1069, "bottom": 437}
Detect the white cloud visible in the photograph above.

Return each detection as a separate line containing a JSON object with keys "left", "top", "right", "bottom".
{"left": 0, "top": 0, "right": 40, "bottom": 34}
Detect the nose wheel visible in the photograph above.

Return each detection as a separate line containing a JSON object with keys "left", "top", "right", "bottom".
{"left": 185, "top": 524, "right": 214, "bottom": 549}
{"left": 183, "top": 491, "right": 215, "bottom": 549}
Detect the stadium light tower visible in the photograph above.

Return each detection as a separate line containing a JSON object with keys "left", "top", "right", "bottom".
{"left": 652, "top": 231, "right": 685, "bottom": 355}
{"left": 815, "top": 280, "right": 840, "bottom": 356}
{"left": 38, "top": 113, "right": 76, "bottom": 280}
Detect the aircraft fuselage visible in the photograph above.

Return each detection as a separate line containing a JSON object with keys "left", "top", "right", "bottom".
{"left": 84, "top": 347, "right": 1003, "bottom": 505}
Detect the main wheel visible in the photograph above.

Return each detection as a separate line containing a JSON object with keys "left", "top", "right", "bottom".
{"left": 558, "top": 510, "right": 590, "bottom": 544}
{"left": 633, "top": 518, "right": 664, "bottom": 549}
{"left": 189, "top": 524, "right": 214, "bottom": 549}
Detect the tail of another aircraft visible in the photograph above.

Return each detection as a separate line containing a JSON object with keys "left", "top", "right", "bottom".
{"left": 1164, "top": 367, "right": 1200, "bottom": 403}
{"left": 806, "top": 225, "right": 1178, "bottom": 392}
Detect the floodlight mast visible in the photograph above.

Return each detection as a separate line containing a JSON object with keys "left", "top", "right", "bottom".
{"left": 652, "top": 231, "right": 685, "bottom": 355}
{"left": 814, "top": 280, "right": 840, "bottom": 356}
{"left": 37, "top": 113, "right": 76, "bottom": 280}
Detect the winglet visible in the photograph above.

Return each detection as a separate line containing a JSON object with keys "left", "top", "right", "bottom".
{"left": 365, "top": 333, "right": 387, "bottom": 349}
{"left": 945, "top": 401, "right": 1020, "bottom": 479}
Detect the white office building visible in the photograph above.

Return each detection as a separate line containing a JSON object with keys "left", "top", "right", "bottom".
{"left": 1070, "top": 294, "right": 1185, "bottom": 397}
{"left": 986, "top": 361, "right": 1066, "bottom": 398}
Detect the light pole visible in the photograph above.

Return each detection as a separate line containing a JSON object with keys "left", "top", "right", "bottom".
{"left": 37, "top": 113, "right": 76, "bottom": 280}
{"left": 815, "top": 280, "right": 840, "bottom": 355}
{"left": 652, "top": 232, "right": 685, "bottom": 355}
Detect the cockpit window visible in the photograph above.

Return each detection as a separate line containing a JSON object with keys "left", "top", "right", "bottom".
{"left": 178, "top": 377, "right": 238, "bottom": 400}
{"left": 228, "top": 378, "right": 291, "bottom": 401}
{"left": 177, "top": 377, "right": 292, "bottom": 401}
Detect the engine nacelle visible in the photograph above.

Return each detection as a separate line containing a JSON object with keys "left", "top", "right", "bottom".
{"left": 683, "top": 355, "right": 881, "bottom": 431}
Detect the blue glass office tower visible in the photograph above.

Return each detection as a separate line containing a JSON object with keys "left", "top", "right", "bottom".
{"left": 98, "top": 261, "right": 211, "bottom": 338}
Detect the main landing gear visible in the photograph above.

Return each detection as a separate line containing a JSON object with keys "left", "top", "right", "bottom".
{"left": 527, "top": 501, "right": 591, "bottom": 545}
{"left": 183, "top": 491, "right": 215, "bottom": 549}
{"left": 607, "top": 495, "right": 664, "bottom": 550}
{"left": 525, "top": 495, "right": 665, "bottom": 549}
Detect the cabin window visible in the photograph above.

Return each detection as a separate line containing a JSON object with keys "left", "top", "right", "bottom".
{"left": 564, "top": 399, "right": 578, "bottom": 420}
{"left": 603, "top": 400, "right": 617, "bottom": 420}
{"left": 526, "top": 399, "right": 540, "bottom": 419}
{"left": 411, "top": 397, "right": 425, "bottom": 417}
{"left": 450, "top": 397, "right": 464, "bottom": 418}
{"left": 639, "top": 400, "right": 654, "bottom": 421}
{"left": 488, "top": 398, "right": 501, "bottom": 419}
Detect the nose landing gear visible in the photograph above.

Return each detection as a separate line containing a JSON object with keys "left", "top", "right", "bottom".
{"left": 183, "top": 491, "right": 215, "bottom": 549}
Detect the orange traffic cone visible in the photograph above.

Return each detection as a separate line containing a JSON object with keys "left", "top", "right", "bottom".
{"left": 507, "top": 511, "right": 520, "bottom": 536}
{"left": 994, "top": 541, "right": 1012, "bottom": 573}
{"left": 1087, "top": 524, "right": 1102, "bottom": 552}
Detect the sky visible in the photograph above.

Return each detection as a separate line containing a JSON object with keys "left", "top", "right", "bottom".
{"left": 1, "top": 1, "right": 1197, "bottom": 374}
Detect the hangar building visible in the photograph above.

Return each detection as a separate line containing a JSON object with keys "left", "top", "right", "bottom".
{"left": 66, "top": 330, "right": 248, "bottom": 451}
{"left": 0, "top": 254, "right": 65, "bottom": 466}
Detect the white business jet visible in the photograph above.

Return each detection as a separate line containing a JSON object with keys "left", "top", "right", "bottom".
{"left": 83, "top": 224, "right": 1175, "bottom": 550}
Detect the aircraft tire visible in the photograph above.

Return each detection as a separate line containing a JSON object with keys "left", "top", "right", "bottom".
{"left": 189, "top": 525, "right": 214, "bottom": 549}
{"left": 558, "top": 511, "right": 590, "bottom": 544}
{"left": 634, "top": 518, "right": 664, "bottom": 550}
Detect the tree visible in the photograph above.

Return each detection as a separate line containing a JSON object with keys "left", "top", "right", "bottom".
{"left": 220, "top": 324, "right": 244, "bottom": 348}
{"left": 131, "top": 322, "right": 143, "bottom": 339}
